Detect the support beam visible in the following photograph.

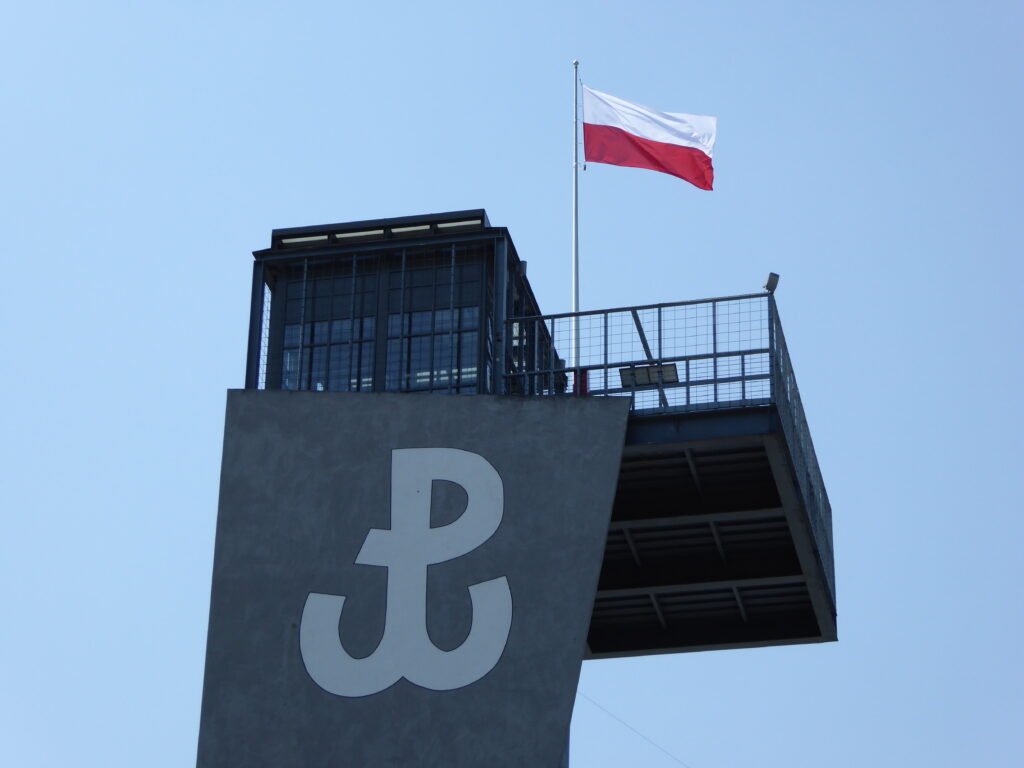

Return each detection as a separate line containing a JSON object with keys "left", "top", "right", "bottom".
{"left": 622, "top": 528, "right": 642, "bottom": 567}
{"left": 608, "top": 506, "right": 785, "bottom": 532}
{"left": 732, "top": 586, "right": 749, "bottom": 623}
{"left": 649, "top": 594, "right": 668, "bottom": 629}
{"left": 762, "top": 435, "right": 837, "bottom": 641}
{"left": 596, "top": 574, "right": 806, "bottom": 600}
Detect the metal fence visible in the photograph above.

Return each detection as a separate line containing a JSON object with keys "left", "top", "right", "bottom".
{"left": 504, "top": 293, "right": 774, "bottom": 413}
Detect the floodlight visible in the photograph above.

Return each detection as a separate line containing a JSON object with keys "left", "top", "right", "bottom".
{"left": 764, "top": 272, "right": 780, "bottom": 293}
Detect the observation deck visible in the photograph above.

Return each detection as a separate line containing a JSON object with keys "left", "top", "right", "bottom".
{"left": 505, "top": 295, "right": 836, "bottom": 656}
{"left": 244, "top": 210, "right": 836, "bottom": 658}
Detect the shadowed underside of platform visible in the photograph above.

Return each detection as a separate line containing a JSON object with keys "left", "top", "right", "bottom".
{"left": 586, "top": 406, "right": 836, "bottom": 658}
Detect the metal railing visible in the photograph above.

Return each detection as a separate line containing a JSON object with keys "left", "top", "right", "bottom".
{"left": 769, "top": 307, "right": 835, "bottom": 603}
{"left": 505, "top": 293, "right": 834, "bottom": 603}
{"left": 504, "top": 293, "right": 774, "bottom": 413}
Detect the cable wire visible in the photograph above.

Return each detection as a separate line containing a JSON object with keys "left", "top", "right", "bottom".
{"left": 579, "top": 692, "right": 697, "bottom": 768}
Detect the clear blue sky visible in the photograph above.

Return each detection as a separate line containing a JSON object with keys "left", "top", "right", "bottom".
{"left": 2, "top": 2, "right": 1022, "bottom": 766}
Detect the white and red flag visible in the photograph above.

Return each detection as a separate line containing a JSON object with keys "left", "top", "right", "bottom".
{"left": 582, "top": 86, "right": 717, "bottom": 190}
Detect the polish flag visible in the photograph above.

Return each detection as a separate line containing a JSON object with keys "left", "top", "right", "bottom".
{"left": 582, "top": 86, "right": 717, "bottom": 190}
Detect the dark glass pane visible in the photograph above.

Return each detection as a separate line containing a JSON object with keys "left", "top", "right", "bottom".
{"left": 410, "top": 311, "right": 432, "bottom": 334}
{"left": 459, "top": 332, "right": 478, "bottom": 384}
{"left": 389, "top": 289, "right": 404, "bottom": 313}
{"left": 385, "top": 339, "right": 403, "bottom": 391}
{"left": 332, "top": 296, "right": 353, "bottom": 318}
{"left": 313, "top": 296, "right": 331, "bottom": 321}
{"left": 359, "top": 342, "right": 375, "bottom": 391}
{"left": 435, "top": 283, "right": 453, "bottom": 305}
{"left": 286, "top": 298, "right": 304, "bottom": 323}
{"left": 458, "top": 282, "right": 481, "bottom": 306}
{"left": 310, "top": 347, "right": 328, "bottom": 391}
{"left": 410, "top": 337, "right": 431, "bottom": 390}
{"left": 287, "top": 280, "right": 306, "bottom": 299}
{"left": 410, "top": 268, "right": 432, "bottom": 287}
{"left": 460, "top": 306, "right": 479, "bottom": 329}
{"left": 315, "top": 278, "right": 332, "bottom": 298}
{"left": 434, "top": 308, "right": 454, "bottom": 332}
{"left": 388, "top": 313, "right": 405, "bottom": 337}
{"left": 411, "top": 285, "right": 432, "bottom": 310}
{"left": 329, "top": 345, "right": 351, "bottom": 391}
{"left": 334, "top": 276, "right": 353, "bottom": 296}
{"left": 331, "top": 319, "right": 352, "bottom": 343}
{"left": 313, "top": 321, "right": 330, "bottom": 345}
{"left": 284, "top": 324, "right": 302, "bottom": 348}
{"left": 360, "top": 316, "right": 375, "bottom": 341}
{"left": 433, "top": 335, "right": 452, "bottom": 388}
{"left": 360, "top": 292, "right": 377, "bottom": 315}
{"left": 283, "top": 349, "right": 300, "bottom": 390}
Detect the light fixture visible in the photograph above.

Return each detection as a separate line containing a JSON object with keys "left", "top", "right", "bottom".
{"left": 764, "top": 272, "right": 780, "bottom": 293}
{"left": 281, "top": 234, "right": 329, "bottom": 245}
{"left": 619, "top": 363, "right": 679, "bottom": 389}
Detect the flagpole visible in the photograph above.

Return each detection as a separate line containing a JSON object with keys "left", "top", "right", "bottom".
{"left": 571, "top": 59, "right": 580, "bottom": 372}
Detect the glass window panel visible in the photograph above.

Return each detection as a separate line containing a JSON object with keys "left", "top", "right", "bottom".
{"left": 458, "top": 282, "right": 481, "bottom": 306}
{"left": 359, "top": 342, "right": 375, "bottom": 391}
{"left": 313, "top": 296, "right": 331, "bottom": 321}
{"left": 460, "top": 306, "right": 479, "bottom": 329}
{"left": 386, "top": 339, "right": 403, "bottom": 391}
{"left": 435, "top": 283, "right": 453, "bottom": 305}
{"left": 389, "top": 288, "right": 404, "bottom": 313}
{"left": 433, "top": 335, "right": 452, "bottom": 388}
{"left": 360, "top": 292, "right": 377, "bottom": 315}
{"left": 410, "top": 311, "right": 432, "bottom": 334}
{"left": 331, "top": 318, "right": 352, "bottom": 343}
{"left": 332, "top": 296, "right": 353, "bottom": 318}
{"left": 388, "top": 313, "right": 405, "bottom": 337}
{"left": 328, "top": 345, "right": 351, "bottom": 391}
{"left": 411, "top": 285, "right": 432, "bottom": 310}
{"left": 286, "top": 298, "right": 304, "bottom": 323}
{"left": 310, "top": 347, "right": 328, "bottom": 391}
{"left": 313, "top": 321, "right": 330, "bottom": 345}
{"left": 410, "top": 337, "right": 431, "bottom": 390}
{"left": 459, "top": 332, "right": 478, "bottom": 384}
{"left": 283, "top": 349, "right": 300, "bottom": 390}
{"left": 410, "top": 268, "right": 432, "bottom": 287}
{"left": 287, "top": 280, "right": 306, "bottom": 299}
{"left": 359, "top": 316, "right": 375, "bottom": 341}
{"left": 315, "top": 278, "right": 332, "bottom": 298}
{"left": 284, "top": 324, "right": 302, "bottom": 348}
{"left": 334, "top": 276, "right": 353, "bottom": 296}
{"left": 434, "top": 308, "right": 454, "bottom": 332}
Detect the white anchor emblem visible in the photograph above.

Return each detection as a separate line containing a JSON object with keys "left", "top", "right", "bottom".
{"left": 299, "top": 448, "right": 513, "bottom": 697}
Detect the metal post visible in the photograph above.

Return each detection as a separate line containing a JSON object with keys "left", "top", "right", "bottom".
{"left": 571, "top": 59, "right": 580, "bottom": 370}
{"left": 244, "top": 260, "right": 266, "bottom": 389}
{"left": 297, "top": 258, "right": 308, "bottom": 390}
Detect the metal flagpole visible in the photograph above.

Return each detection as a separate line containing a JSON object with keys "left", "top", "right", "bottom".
{"left": 571, "top": 59, "right": 580, "bottom": 373}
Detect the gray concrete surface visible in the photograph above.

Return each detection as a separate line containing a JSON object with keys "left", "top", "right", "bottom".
{"left": 196, "top": 390, "right": 629, "bottom": 767}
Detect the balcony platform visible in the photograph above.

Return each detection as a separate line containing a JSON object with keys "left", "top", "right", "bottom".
{"left": 587, "top": 403, "right": 836, "bottom": 657}
{"left": 505, "top": 293, "right": 836, "bottom": 657}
